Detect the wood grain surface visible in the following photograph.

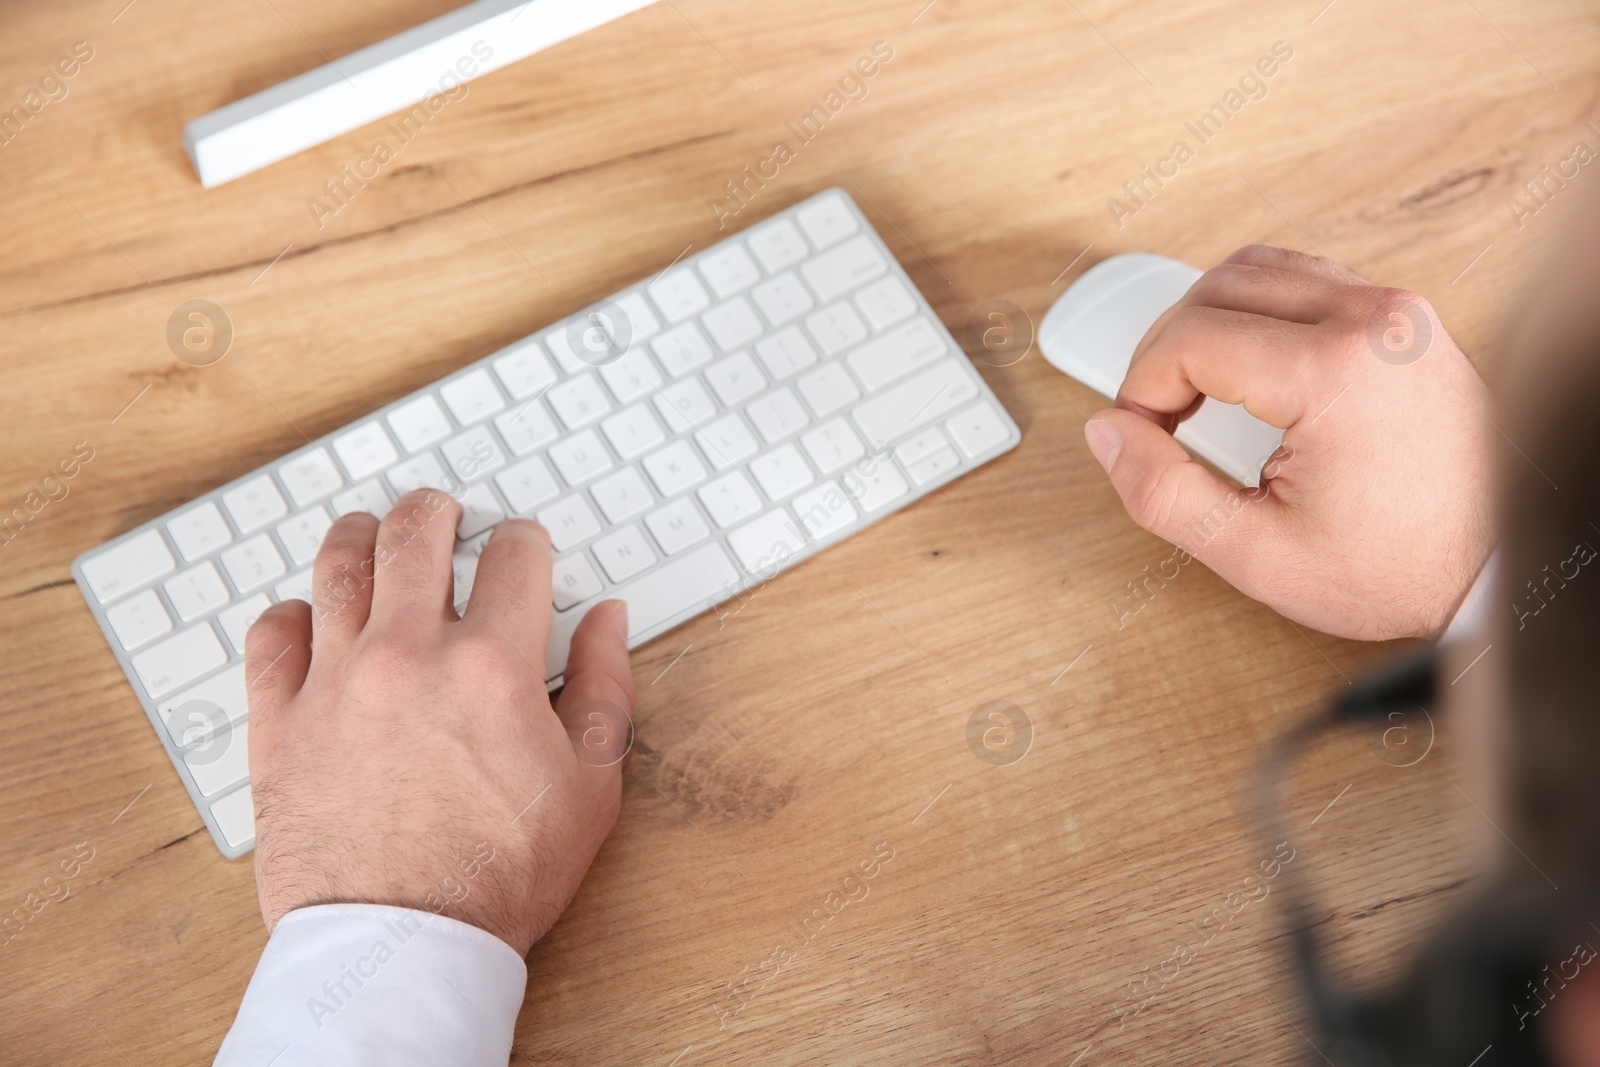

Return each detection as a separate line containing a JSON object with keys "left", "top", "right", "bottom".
{"left": 0, "top": 0, "right": 1590, "bottom": 1063}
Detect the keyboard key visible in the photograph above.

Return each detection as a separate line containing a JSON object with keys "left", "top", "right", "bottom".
{"left": 332, "top": 479, "right": 391, "bottom": 517}
{"left": 187, "top": 719, "right": 249, "bottom": 797}
{"left": 220, "top": 534, "right": 287, "bottom": 594}
{"left": 547, "top": 372, "right": 613, "bottom": 430}
{"left": 492, "top": 341, "right": 557, "bottom": 399}
{"left": 702, "top": 295, "right": 767, "bottom": 352}
{"left": 131, "top": 622, "right": 227, "bottom": 699}
{"left": 650, "top": 322, "right": 715, "bottom": 377}
{"left": 601, "top": 405, "right": 666, "bottom": 460}
{"left": 167, "top": 502, "right": 232, "bottom": 562}
{"left": 747, "top": 218, "right": 809, "bottom": 273}
{"left": 844, "top": 459, "right": 909, "bottom": 513}
{"left": 751, "top": 272, "right": 815, "bottom": 329}
{"left": 566, "top": 305, "right": 630, "bottom": 367}
{"left": 695, "top": 413, "right": 759, "bottom": 470}
{"left": 275, "top": 569, "right": 314, "bottom": 603}
{"left": 164, "top": 561, "right": 231, "bottom": 622}
{"left": 495, "top": 456, "right": 561, "bottom": 514}
{"left": 645, "top": 498, "right": 710, "bottom": 555}
{"left": 542, "top": 326, "right": 592, "bottom": 374}
{"left": 548, "top": 429, "right": 613, "bottom": 485}
{"left": 105, "top": 589, "right": 172, "bottom": 651}
{"left": 801, "top": 418, "right": 868, "bottom": 476}
{"left": 592, "top": 525, "right": 657, "bottom": 583}
{"left": 566, "top": 295, "right": 659, "bottom": 363}
{"left": 854, "top": 276, "right": 917, "bottom": 331}
{"left": 495, "top": 401, "right": 560, "bottom": 456}
{"left": 441, "top": 425, "right": 507, "bottom": 483}
{"left": 792, "top": 480, "right": 859, "bottom": 539}
{"left": 749, "top": 444, "right": 815, "bottom": 501}
{"left": 159, "top": 662, "right": 247, "bottom": 744}
{"left": 218, "top": 594, "right": 271, "bottom": 654}
{"left": 277, "top": 449, "right": 343, "bottom": 507}
{"left": 537, "top": 495, "right": 602, "bottom": 552}
{"left": 851, "top": 360, "right": 979, "bottom": 449}
{"left": 754, "top": 327, "right": 817, "bottom": 381}
{"left": 387, "top": 452, "right": 451, "bottom": 497}
{"left": 747, "top": 387, "right": 810, "bottom": 443}
{"left": 387, "top": 395, "right": 453, "bottom": 452}
{"left": 801, "top": 234, "right": 887, "bottom": 303}
{"left": 647, "top": 268, "right": 711, "bottom": 324}
{"left": 452, "top": 546, "right": 479, "bottom": 612}
{"left": 946, "top": 400, "right": 1012, "bottom": 458}
{"left": 727, "top": 509, "right": 806, "bottom": 574}
{"left": 81, "top": 529, "right": 175, "bottom": 604}
{"left": 461, "top": 527, "right": 492, "bottom": 557}
{"left": 552, "top": 553, "right": 603, "bottom": 611}
{"left": 847, "top": 317, "right": 949, "bottom": 391}
{"left": 796, "top": 363, "right": 862, "bottom": 419}
{"left": 893, "top": 427, "right": 951, "bottom": 467}
{"left": 654, "top": 377, "right": 717, "bottom": 434}
{"left": 697, "top": 244, "right": 761, "bottom": 298}
{"left": 211, "top": 785, "right": 254, "bottom": 849}
{"left": 275, "top": 507, "right": 333, "bottom": 567}
{"left": 704, "top": 351, "right": 767, "bottom": 407}
{"left": 455, "top": 483, "right": 505, "bottom": 540}
{"left": 907, "top": 446, "right": 961, "bottom": 486}
{"left": 642, "top": 440, "right": 707, "bottom": 497}
{"left": 437, "top": 549, "right": 480, "bottom": 611}
{"left": 332, "top": 421, "right": 400, "bottom": 480}
{"left": 591, "top": 467, "right": 654, "bottom": 524}
{"left": 440, "top": 369, "right": 505, "bottom": 426}
{"left": 598, "top": 349, "right": 663, "bottom": 405}
{"left": 611, "top": 292, "right": 661, "bottom": 344}
{"left": 698, "top": 471, "right": 762, "bottom": 528}
{"left": 805, "top": 301, "right": 868, "bottom": 355}
{"left": 221, "top": 475, "right": 288, "bottom": 535}
{"left": 797, "top": 192, "right": 860, "bottom": 249}
{"left": 545, "top": 542, "right": 741, "bottom": 681}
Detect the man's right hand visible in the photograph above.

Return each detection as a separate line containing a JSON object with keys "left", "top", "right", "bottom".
{"left": 1083, "top": 244, "right": 1496, "bottom": 641}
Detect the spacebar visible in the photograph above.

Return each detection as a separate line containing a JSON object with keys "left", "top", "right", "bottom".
{"left": 544, "top": 542, "right": 740, "bottom": 685}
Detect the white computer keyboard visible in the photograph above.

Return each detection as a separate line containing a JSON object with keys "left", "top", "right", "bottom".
{"left": 72, "top": 188, "right": 1021, "bottom": 858}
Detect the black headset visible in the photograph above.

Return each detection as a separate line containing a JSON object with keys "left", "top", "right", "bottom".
{"left": 1258, "top": 648, "right": 1594, "bottom": 1066}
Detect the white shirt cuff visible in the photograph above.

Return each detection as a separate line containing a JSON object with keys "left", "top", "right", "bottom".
{"left": 1441, "top": 549, "right": 1497, "bottom": 644}
{"left": 214, "top": 904, "right": 526, "bottom": 1067}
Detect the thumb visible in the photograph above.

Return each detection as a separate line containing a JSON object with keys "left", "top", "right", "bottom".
{"left": 1084, "top": 407, "right": 1280, "bottom": 573}
{"left": 554, "top": 600, "right": 636, "bottom": 773}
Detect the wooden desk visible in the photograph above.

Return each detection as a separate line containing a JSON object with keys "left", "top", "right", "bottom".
{"left": 1, "top": 0, "right": 1589, "bottom": 1062}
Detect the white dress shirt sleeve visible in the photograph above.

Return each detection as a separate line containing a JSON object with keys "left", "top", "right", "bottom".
{"left": 1441, "top": 549, "right": 1498, "bottom": 644}
{"left": 214, "top": 904, "right": 527, "bottom": 1067}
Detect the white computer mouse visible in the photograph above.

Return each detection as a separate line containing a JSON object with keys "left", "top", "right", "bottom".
{"left": 1039, "top": 253, "right": 1284, "bottom": 486}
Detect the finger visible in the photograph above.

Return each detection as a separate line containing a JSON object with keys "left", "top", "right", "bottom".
{"left": 1172, "top": 262, "right": 1351, "bottom": 326}
{"left": 1083, "top": 407, "right": 1281, "bottom": 575}
{"left": 368, "top": 488, "right": 462, "bottom": 630}
{"left": 1223, "top": 244, "right": 1370, "bottom": 286}
{"left": 1128, "top": 248, "right": 1368, "bottom": 373}
{"left": 244, "top": 599, "right": 313, "bottom": 720}
{"left": 1129, "top": 262, "right": 1349, "bottom": 376}
{"left": 554, "top": 601, "right": 635, "bottom": 770}
{"left": 462, "top": 519, "right": 554, "bottom": 665}
{"left": 1117, "top": 304, "right": 1325, "bottom": 428}
{"left": 310, "top": 511, "right": 380, "bottom": 647}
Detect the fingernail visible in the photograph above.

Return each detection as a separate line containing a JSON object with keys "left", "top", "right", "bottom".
{"left": 492, "top": 518, "right": 550, "bottom": 546}
{"left": 1085, "top": 419, "right": 1122, "bottom": 474}
{"left": 609, "top": 600, "right": 629, "bottom": 641}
